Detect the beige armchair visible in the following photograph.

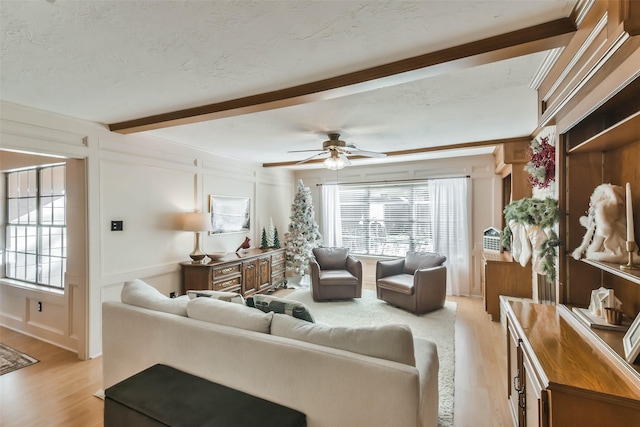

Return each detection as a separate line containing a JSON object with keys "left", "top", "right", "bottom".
{"left": 310, "top": 247, "right": 363, "bottom": 301}
{"left": 376, "top": 251, "right": 447, "bottom": 314}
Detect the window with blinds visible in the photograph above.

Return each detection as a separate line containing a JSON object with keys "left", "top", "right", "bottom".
{"left": 339, "top": 183, "right": 433, "bottom": 256}
{"left": 5, "top": 164, "right": 67, "bottom": 289}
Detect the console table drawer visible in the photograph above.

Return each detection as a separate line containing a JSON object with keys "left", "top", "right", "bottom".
{"left": 213, "top": 263, "right": 241, "bottom": 279}
{"left": 271, "top": 271, "right": 286, "bottom": 286}
{"left": 213, "top": 276, "right": 242, "bottom": 292}
{"left": 271, "top": 251, "right": 285, "bottom": 264}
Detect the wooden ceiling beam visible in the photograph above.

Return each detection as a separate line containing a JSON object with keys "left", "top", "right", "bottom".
{"left": 261, "top": 136, "right": 531, "bottom": 168}
{"left": 109, "top": 18, "right": 575, "bottom": 134}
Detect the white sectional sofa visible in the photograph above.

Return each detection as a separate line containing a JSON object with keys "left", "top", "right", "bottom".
{"left": 102, "top": 280, "right": 440, "bottom": 427}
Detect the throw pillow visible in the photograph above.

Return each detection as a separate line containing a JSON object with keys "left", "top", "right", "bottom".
{"left": 246, "top": 294, "right": 315, "bottom": 323}
{"left": 271, "top": 314, "right": 416, "bottom": 366}
{"left": 403, "top": 251, "right": 446, "bottom": 275}
{"left": 121, "top": 279, "right": 188, "bottom": 316}
{"left": 187, "top": 297, "right": 273, "bottom": 334}
{"left": 186, "top": 290, "right": 245, "bottom": 305}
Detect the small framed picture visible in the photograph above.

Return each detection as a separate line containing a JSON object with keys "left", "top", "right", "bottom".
{"left": 623, "top": 312, "right": 640, "bottom": 364}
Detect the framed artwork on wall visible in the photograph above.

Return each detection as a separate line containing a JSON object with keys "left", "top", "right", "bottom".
{"left": 623, "top": 312, "right": 640, "bottom": 364}
{"left": 209, "top": 195, "right": 251, "bottom": 234}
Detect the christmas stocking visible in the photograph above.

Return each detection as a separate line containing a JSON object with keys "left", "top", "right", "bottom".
{"left": 509, "top": 220, "right": 531, "bottom": 267}
{"left": 527, "top": 225, "right": 548, "bottom": 275}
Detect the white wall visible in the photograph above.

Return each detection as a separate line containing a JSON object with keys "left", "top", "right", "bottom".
{"left": 0, "top": 101, "right": 294, "bottom": 358}
{"left": 294, "top": 155, "right": 501, "bottom": 296}
{"left": 0, "top": 99, "right": 501, "bottom": 356}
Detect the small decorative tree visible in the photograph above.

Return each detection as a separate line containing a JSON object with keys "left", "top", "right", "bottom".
{"left": 285, "top": 179, "right": 322, "bottom": 275}
{"left": 260, "top": 227, "right": 269, "bottom": 249}
{"left": 273, "top": 227, "right": 281, "bottom": 249}
{"left": 267, "top": 217, "right": 275, "bottom": 248}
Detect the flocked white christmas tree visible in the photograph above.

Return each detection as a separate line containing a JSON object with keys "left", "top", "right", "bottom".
{"left": 266, "top": 217, "right": 275, "bottom": 248}
{"left": 285, "top": 179, "right": 322, "bottom": 275}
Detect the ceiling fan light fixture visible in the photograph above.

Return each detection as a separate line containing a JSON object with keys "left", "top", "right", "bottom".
{"left": 324, "top": 151, "right": 345, "bottom": 170}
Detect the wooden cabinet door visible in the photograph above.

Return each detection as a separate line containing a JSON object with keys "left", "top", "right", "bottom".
{"left": 508, "top": 333, "right": 526, "bottom": 427}
{"left": 242, "top": 260, "right": 258, "bottom": 295}
{"left": 507, "top": 319, "right": 523, "bottom": 426}
{"left": 256, "top": 256, "right": 271, "bottom": 291}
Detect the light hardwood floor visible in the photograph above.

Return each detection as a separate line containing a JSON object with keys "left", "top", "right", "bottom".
{"left": 0, "top": 296, "right": 512, "bottom": 427}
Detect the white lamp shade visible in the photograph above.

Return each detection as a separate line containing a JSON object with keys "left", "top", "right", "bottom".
{"left": 324, "top": 155, "right": 345, "bottom": 170}
{"left": 183, "top": 212, "right": 211, "bottom": 232}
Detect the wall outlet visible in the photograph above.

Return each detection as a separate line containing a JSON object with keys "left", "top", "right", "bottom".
{"left": 169, "top": 292, "right": 176, "bottom": 298}
{"left": 37, "top": 301, "right": 42, "bottom": 312}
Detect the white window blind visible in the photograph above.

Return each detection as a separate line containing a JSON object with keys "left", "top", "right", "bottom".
{"left": 339, "top": 182, "right": 433, "bottom": 256}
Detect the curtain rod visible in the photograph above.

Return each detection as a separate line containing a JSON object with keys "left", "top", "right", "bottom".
{"left": 316, "top": 175, "right": 470, "bottom": 187}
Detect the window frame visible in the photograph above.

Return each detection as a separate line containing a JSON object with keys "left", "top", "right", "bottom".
{"left": 4, "top": 164, "right": 67, "bottom": 289}
{"left": 337, "top": 182, "right": 434, "bottom": 257}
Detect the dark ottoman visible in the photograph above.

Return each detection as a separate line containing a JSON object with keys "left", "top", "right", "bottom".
{"left": 104, "top": 364, "right": 306, "bottom": 427}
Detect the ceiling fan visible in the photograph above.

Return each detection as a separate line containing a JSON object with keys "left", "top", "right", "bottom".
{"left": 289, "top": 133, "right": 387, "bottom": 169}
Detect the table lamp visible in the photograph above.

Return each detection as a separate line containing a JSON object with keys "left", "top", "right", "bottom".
{"left": 183, "top": 211, "right": 211, "bottom": 263}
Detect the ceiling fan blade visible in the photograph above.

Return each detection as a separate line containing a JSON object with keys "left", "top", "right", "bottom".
{"left": 339, "top": 152, "right": 352, "bottom": 166}
{"left": 288, "top": 149, "right": 326, "bottom": 153}
{"left": 296, "top": 151, "right": 327, "bottom": 165}
{"left": 346, "top": 144, "right": 387, "bottom": 158}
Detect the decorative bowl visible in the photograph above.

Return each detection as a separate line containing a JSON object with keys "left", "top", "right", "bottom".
{"left": 207, "top": 252, "right": 226, "bottom": 261}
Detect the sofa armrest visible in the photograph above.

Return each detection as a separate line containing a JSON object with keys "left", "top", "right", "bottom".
{"left": 376, "top": 258, "right": 405, "bottom": 279}
{"left": 414, "top": 337, "right": 439, "bottom": 427}
{"left": 414, "top": 265, "right": 447, "bottom": 310}
{"left": 346, "top": 255, "right": 363, "bottom": 281}
{"left": 414, "top": 265, "right": 446, "bottom": 285}
{"left": 309, "top": 257, "right": 321, "bottom": 288}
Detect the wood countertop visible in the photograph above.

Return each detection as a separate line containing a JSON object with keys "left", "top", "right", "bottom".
{"left": 506, "top": 299, "right": 640, "bottom": 402}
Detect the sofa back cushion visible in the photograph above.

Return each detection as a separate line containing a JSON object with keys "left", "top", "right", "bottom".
{"left": 403, "top": 251, "right": 446, "bottom": 275}
{"left": 271, "top": 314, "right": 416, "bottom": 366}
{"left": 313, "top": 247, "right": 348, "bottom": 270}
{"left": 187, "top": 297, "right": 272, "bottom": 333}
{"left": 121, "top": 279, "right": 188, "bottom": 316}
{"left": 187, "top": 289, "right": 245, "bottom": 305}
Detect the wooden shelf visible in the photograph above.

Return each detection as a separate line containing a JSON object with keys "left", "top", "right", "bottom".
{"left": 566, "top": 304, "right": 640, "bottom": 378}
{"left": 581, "top": 258, "right": 640, "bottom": 285}
{"left": 568, "top": 111, "right": 640, "bottom": 154}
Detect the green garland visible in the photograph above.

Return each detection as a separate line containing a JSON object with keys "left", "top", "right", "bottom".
{"left": 502, "top": 197, "right": 561, "bottom": 281}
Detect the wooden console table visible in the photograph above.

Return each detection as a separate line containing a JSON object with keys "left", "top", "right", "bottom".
{"left": 180, "top": 248, "right": 286, "bottom": 297}
{"left": 502, "top": 297, "right": 640, "bottom": 426}
{"left": 481, "top": 251, "right": 531, "bottom": 321}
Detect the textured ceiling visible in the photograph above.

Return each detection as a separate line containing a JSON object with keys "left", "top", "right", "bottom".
{"left": 0, "top": 1, "right": 578, "bottom": 168}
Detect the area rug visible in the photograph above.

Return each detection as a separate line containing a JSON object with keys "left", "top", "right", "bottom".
{"left": 285, "top": 288, "right": 455, "bottom": 427}
{"left": 0, "top": 343, "right": 39, "bottom": 375}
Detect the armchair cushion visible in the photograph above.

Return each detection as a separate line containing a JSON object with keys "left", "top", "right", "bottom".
{"left": 403, "top": 252, "right": 446, "bottom": 275}
{"left": 318, "top": 270, "right": 360, "bottom": 286}
{"left": 313, "top": 247, "right": 349, "bottom": 270}
{"left": 376, "top": 274, "right": 414, "bottom": 295}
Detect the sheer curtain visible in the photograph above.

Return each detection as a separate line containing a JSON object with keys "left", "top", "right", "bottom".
{"left": 321, "top": 184, "right": 342, "bottom": 247}
{"left": 429, "top": 177, "right": 471, "bottom": 296}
